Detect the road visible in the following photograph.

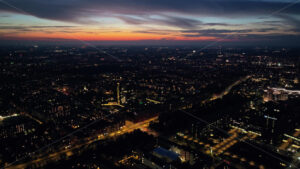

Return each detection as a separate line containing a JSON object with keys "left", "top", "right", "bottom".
{"left": 279, "top": 129, "right": 300, "bottom": 151}
{"left": 203, "top": 75, "right": 252, "bottom": 103}
{"left": 5, "top": 116, "right": 158, "bottom": 169}
{"left": 176, "top": 127, "right": 260, "bottom": 169}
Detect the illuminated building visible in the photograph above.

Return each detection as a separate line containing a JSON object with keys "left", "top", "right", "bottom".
{"left": 102, "top": 82, "right": 124, "bottom": 107}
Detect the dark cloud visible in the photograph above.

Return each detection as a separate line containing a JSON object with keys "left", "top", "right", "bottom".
{"left": 0, "top": 0, "right": 299, "bottom": 45}
{"left": 181, "top": 29, "right": 250, "bottom": 38}
{"left": 133, "top": 30, "right": 171, "bottom": 35}
{"left": 160, "top": 15, "right": 202, "bottom": 28}
{"left": 256, "top": 20, "right": 283, "bottom": 26}
{"left": 204, "top": 23, "right": 237, "bottom": 26}
{"left": 117, "top": 15, "right": 202, "bottom": 28}
{"left": 1, "top": 0, "right": 300, "bottom": 25}
{"left": 256, "top": 28, "right": 277, "bottom": 32}
{"left": 182, "top": 29, "right": 251, "bottom": 34}
{"left": 181, "top": 28, "right": 278, "bottom": 36}
{"left": 0, "top": 25, "right": 77, "bottom": 29}
{"left": 116, "top": 16, "right": 145, "bottom": 25}
{"left": 0, "top": 25, "right": 80, "bottom": 34}
{"left": 276, "top": 14, "right": 300, "bottom": 31}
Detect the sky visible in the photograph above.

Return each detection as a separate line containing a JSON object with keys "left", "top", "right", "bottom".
{"left": 0, "top": 0, "right": 300, "bottom": 46}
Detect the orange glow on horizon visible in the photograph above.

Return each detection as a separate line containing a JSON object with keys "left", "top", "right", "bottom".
{"left": 1, "top": 30, "right": 218, "bottom": 41}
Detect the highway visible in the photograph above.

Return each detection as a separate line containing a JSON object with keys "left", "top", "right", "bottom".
{"left": 5, "top": 116, "right": 158, "bottom": 169}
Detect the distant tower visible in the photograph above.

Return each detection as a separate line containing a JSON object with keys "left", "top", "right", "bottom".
{"left": 117, "top": 82, "right": 120, "bottom": 105}
{"left": 217, "top": 46, "right": 223, "bottom": 57}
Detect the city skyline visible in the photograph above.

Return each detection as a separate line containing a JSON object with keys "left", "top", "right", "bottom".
{"left": 0, "top": 1, "right": 300, "bottom": 169}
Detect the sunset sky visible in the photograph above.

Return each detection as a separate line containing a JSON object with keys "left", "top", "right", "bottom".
{"left": 0, "top": 0, "right": 300, "bottom": 45}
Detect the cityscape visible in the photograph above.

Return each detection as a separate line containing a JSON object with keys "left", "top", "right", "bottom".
{"left": 1, "top": 0, "right": 300, "bottom": 169}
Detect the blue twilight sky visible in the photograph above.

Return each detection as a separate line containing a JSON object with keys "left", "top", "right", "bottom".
{"left": 0, "top": 0, "right": 300, "bottom": 45}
